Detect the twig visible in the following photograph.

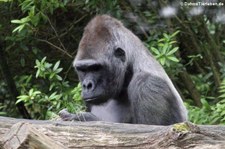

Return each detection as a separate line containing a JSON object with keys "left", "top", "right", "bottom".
{"left": 47, "top": 17, "right": 67, "bottom": 54}
{"left": 63, "top": 63, "right": 73, "bottom": 81}
{"left": 36, "top": 38, "right": 73, "bottom": 58}
{"left": 50, "top": 15, "right": 88, "bottom": 40}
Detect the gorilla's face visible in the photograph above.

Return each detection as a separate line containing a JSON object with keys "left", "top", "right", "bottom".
{"left": 74, "top": 47, "right": 126, "bottom": 105}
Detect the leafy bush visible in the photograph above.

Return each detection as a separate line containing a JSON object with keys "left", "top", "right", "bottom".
{"left": 146, "top": 31, "right": 225, "bottom": 125}
{"left": 16, "top": 57, "right": 85, "bottom": 119}
{"left": 186, "top": 79, "right": 225, "bottom": 125}
{"left": 11, "top": 0, "right": 67, "bottom": 34}
{"left": 145, "top": 31, "right": 183, "bottom": 78}
{"left": 147, "top": 31, "right": 180, "bottom": 67}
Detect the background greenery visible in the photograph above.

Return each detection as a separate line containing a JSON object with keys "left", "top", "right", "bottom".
{"left": 0, "top": 0, "right": 225, "bottom": 124}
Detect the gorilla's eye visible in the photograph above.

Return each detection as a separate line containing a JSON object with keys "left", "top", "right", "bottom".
{"left": 114, "top": 48, "right": 125, "bottom": 62}
{"left": 76, "top": 64, "right": 102, "bottom": 72}
{"left": 89, "top": 64, "right": 102, "bottom": 71}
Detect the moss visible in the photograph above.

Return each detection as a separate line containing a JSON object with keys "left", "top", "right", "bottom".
{"left": 172, "top": 122, "right": 191, "bottom": 133}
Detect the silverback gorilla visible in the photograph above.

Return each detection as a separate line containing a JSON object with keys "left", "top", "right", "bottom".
{"left": 59, "top": 15, "right": 187, "bottom": 125}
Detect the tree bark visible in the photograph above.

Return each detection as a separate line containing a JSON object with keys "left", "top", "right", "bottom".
{"left": 179, "top": 71, "right": 202, "bottom": 107}
{"left": 1, "top": 116, "right": 225, "bottom": 149}
{"left": 0, "top": 43, "right": 31, "bottom": 119}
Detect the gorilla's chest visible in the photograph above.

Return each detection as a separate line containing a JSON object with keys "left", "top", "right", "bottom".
{"left": 91, "top": 99, "right": 131, "bottom": 123}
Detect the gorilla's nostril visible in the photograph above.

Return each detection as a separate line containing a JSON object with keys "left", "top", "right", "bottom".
{"left": 87, "top": 82, "right": 93, "bottom": 90}
{"left": 82, "top": 80, "right": 95, "bottom": 91}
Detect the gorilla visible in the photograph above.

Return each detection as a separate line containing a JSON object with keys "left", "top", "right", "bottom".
{"left": 59, "top": 15, "right": 187, "bottom": 125}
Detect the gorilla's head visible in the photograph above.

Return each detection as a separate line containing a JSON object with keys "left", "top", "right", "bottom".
{"left": 74, "top": 15, "right": 129, "bottom": 104}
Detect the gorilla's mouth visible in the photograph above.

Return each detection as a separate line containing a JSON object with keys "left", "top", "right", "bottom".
{"left": 83, "top": 95, "right": 101, "bottom": 102}
{"left": 83, "top": 95, "right": 107, "bottom": 104}
{"left": 85, "top": 97, "right": 98, "bottom": 102}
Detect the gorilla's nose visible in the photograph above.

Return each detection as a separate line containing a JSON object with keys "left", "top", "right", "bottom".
{"left": 82, "top": 80, "right": 95, "bottom": 92}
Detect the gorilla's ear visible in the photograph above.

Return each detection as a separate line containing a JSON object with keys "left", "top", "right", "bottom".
{"left": 114, "top": 47, "right": 126, "bottom": 62}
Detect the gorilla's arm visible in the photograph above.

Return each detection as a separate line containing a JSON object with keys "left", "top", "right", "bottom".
{"left": 129, "top": 73, "right": 187, "bottom": 125}
{"left": 59, "top": 99, "right": 131, "bottom": 122}
{"left": 59, "top": 109, "right": 100, "bottom": 121}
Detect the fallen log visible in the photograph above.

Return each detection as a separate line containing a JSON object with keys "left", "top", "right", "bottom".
{"left": 0, "top": 116, "right": 225, "bottom": 149}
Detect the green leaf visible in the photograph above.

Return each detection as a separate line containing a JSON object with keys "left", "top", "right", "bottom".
{"left": 17, "top": 95, "right": 29, "bottom": 99}
{"left": 21, "top": 0, "right": 34, "bottom": 12}
{"left": 49, "top": 73, "right": 55, "bottom": 79}
{"left": 220, "top": 110, "right": 225, "bottom": 116}
{"left": 219, "top": 84, "right": 225, "bottom": 89}
{"left": 19, "top": 24, "right": 25, "bottom": 32}
{"left": 26, "top": 75, "right": 32, "bottom": 84}
{"left": 29, "top": 89, "right": 34, "bottom": 96}
{"left": 210, "top": 116, "right": 220, "bottom": 124}
{"left": 36, "top": 69, "right": 40, "bottom": 78}
{"left": 155, "top": 54, "right": 162, "bottom": 59}
{"left": 158, "top": 43, "right": 164, "bottom": 47}
{"left": 159, "top": 57, "right": 166, "bottom": 65}
{"left": 20, "top": 17, "right": 30, "bottom": 23}
{"left": 169, "top": 41, "right": 177, "bottom": 44}
{"left": 167, "top": 56, "right": 179, "bottom": 62}
{"left": 55, "top": 68, "right": 63, "bottom": 73}
{"left": 45, "top": 63, "right": 52, "bottom": 68}
{"left": 49, "top": 92, "right": 57, "bottom": 100}
{"left": 167, "top": 47, "right": 179, "bottom": 55}
{"left": 40, "top": 66, "right": 45, "bottom": 71}
{"left": 220, "top": 116, "right": 225, "bottom": 122}
{"left": 171, "top": 30, "right": 180, "bottom": 37}
{"left": 201, "top": 98, "right": 211, "bottom": 110}
{"left": 218, "top": 94, "right": 225, "bottom": 98}
{"left": 151, "top": 47, "right": 160, "bottom": 55}
{"left": 29, "top": 6, "right": 35, "bottom": 17}
{"left": 49, "top": 83, "right": 55, "bottom": 91}
{"left": 35, "top": 59, "right": 40, "bottom": 66}
{"left": 12, "top": 24, "right": 25, "bottom": 33}
{"left": 53, "top": 61, "right": 60, "bottom": 71}
{"left": 31, "top": 14, "right": 40, "bottom": 26}
{"left": 162, "top": 43, "right": 168, "bottom": 54}
{"left": 163, "top": 33, "right": 169, "bottom": 39}
{"left": 16, "top": 98, "right": 25, "bottom": 104}
{"left": 56, "top": 75, "right": 62, "bottom": 81}
{"left": 219, "top": 88, "right": 225, "bottom": 93}
{"left": 168, "top": 44, "right": 172, "bottom": 51}
{"left": 158, "top": 38, "right": 165, "bottom": 42}
{"left": 11, "top": 20, "right": 22, "bottom": 24}
{"left": 33, "top": 91, "right": 41, "bottom": 95}
{"left": 41, "top": 57, "right": 47, "bottom": 63}
{"left": 16, "top": 95, "right": 30, "bottom": 104}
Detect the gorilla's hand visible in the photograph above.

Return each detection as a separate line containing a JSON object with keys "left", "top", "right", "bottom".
{"left": 59, "top": 109, "right": 100, "bottom": 121}
{"left": 59, "top": 109, "right": 75, "bottom": 121}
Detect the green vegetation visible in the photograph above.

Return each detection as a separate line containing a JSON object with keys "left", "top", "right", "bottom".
{"left": 16, "top": 57, "right": 84, "bottom": 119}
{"left": 0, "top": 0, "right": 225, "bottom": 124}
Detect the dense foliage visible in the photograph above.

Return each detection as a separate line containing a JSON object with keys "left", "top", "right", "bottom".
{"left": 0, "top": 0, "right": 225, "bottom": 124}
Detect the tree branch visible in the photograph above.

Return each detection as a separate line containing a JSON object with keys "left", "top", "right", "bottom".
{"left": 36, "top": 38, "right": 73, "bottom": 58}
{"left": 1, "top": 116, "right": 225, "bottom": 148}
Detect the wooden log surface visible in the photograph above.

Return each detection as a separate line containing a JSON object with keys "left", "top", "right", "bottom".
{"left": 1, "top": 116, "right": 225, "bottom": 149}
